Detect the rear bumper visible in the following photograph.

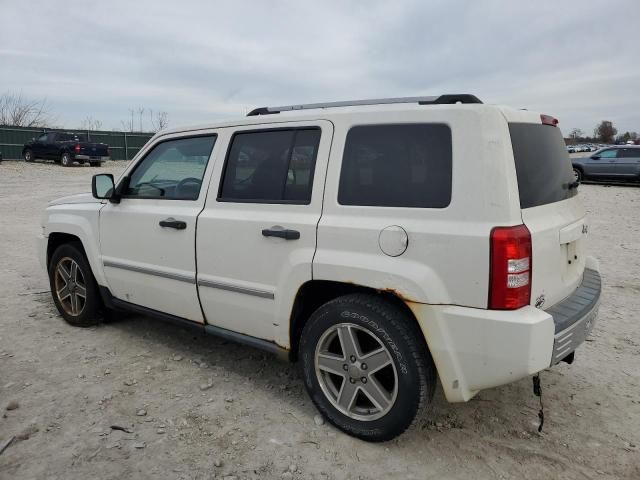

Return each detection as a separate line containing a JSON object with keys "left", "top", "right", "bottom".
{"left": 547, "top": 267, "right": 601, "bottom": 363}
{"left": 74, "top": 155, "right": 110, "bottom": 161}
{"left": 410, "top": 260, "right": 601, "bottom": 403}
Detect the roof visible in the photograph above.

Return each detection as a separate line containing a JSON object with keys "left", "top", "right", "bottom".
{"left": 155, "top": 94, "right": 544, "bottom": 138}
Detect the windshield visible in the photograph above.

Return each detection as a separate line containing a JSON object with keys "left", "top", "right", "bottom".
{"left": 509, "top": 123, "right": 577, "bottom": 209}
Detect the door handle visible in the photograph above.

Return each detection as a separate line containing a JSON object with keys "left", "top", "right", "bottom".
{"left": 262, "top": 226, "right": 300, "bottom": 240}
{"left": 159, "top": 217, "right": 187, "bottom": 230}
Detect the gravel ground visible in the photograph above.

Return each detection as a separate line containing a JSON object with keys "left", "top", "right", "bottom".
{"left": 1, "top": 160, "right": 639, "bottom": 479}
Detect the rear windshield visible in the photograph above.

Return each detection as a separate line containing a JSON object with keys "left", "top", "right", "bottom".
{"left": 509, "top": 123, "right": 577, "bottom": 209}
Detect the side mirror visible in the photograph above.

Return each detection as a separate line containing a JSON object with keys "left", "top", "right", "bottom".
{"left": 31, "top": 137, "right": 35, "bottom": 142}
{"left": 92, "top": 174, "right": 114, "bottom": 199}
{"left": 591, "top": 154, "right": 600, "bottom": 160}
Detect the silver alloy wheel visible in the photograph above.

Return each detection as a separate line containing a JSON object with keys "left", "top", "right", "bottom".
{"left": 54, "top": 257, "right": 87, "bottom": 316}
{"left": 61, "top": 153, "right": 71, "bottom": 166}
{"left": 25, "top": 151, "right": 32, "bottom": 161}
{"left": 314, "top": 323, "right": 398, "bottom": 421}
{"left": 573, "top": 168, "right": 579, "bottom": 182}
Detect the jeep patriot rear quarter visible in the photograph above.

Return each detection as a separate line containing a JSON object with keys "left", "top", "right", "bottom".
{"left": 40, "top": 95, "right": 601, "bottom": 441}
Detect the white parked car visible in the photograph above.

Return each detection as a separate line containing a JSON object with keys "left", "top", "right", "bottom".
{"left": 39, "top": 95, "right": 601, "bottom": 441}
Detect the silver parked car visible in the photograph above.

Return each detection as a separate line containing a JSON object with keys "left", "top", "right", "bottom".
{"left": 571, "top": 146, "right": 640, "bottom": 182}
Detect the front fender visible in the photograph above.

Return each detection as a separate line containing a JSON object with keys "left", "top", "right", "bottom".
{"left": 45, "top": 204, "right": 106, "bottom": 285}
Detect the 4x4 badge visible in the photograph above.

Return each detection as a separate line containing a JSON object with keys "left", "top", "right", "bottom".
{"left": 582, "top": 224, "right": 588, "bottom": 235}
{"left": 535, "top": 294, "right": 546, "bottom": 309}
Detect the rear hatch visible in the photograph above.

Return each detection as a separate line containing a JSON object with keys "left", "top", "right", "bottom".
{"left": 509, "top": 120, "right": 586, "bottom": 308}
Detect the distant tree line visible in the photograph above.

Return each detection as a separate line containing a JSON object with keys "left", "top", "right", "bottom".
{"left": 567, "top": 121, "right": 638, "bottom": 145}
{"left": 0, "top": 92, "right": 169, "bottom": 133}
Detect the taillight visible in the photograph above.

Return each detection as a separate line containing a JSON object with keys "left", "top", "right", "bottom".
{"left": 74, "top": 143, "right": 81, "bottom": 153}
{"left": 488, "top": 224, "right": 532, "bottom": 310}
{"left": 540, "top": 114, "right": 558, "bottom": 126}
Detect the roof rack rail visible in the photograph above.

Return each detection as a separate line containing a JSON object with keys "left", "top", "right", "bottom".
{"left": 246, "top": 94, "right": 482, "bottom": 116}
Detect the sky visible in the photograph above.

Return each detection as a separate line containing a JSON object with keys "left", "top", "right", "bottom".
{"left": 1, "top": 0, "right": 638, "bottom": 135}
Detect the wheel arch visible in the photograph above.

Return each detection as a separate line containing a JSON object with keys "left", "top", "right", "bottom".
{"left": 288, "top": 280, "right": 425, "bottom": 362}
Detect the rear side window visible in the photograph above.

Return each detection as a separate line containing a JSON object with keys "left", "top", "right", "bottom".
{"left": 338, "top": 124, "right": 452, "bottom": 208}
{"left": 509, "top": 123, "right": 577, "bottom": 209}
{"left": 621, "top": 148, "right": 639, "bottom": 158}
{"left": 219, "top": 128, "right": 321, "bottom": 204}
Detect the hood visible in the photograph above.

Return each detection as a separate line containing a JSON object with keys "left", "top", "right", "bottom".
{"left": 48, "top": 192, "right": 100, "bottom": 206}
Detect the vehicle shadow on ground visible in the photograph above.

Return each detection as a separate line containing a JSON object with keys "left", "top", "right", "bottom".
{"left": 98, "top": 309, "right": 543, "bottom": 445}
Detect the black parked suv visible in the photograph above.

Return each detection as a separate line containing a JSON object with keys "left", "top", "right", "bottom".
{"left": 22, "top": 132, "right": 111, "bottom": 167}
{"left": 572, "top": 145, "right": 640, "bottom": 182}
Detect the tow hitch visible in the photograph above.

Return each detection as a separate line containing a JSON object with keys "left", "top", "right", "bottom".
{"left": 533, "top": 374, "right": 544, "bottom": 432}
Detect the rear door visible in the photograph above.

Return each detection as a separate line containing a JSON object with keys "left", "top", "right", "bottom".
{"left": 616, "top": 148, "right": 640, "bottom": 178}
{"left": 509, "top": 122, "right": 587, "bottom": 308}
{"left": 196, "top": 121, "right": 332, "bottom": 344}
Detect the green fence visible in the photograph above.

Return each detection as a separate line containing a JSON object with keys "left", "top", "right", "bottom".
{"left": 0, "top": 125, "right": 154, "bottom": 161}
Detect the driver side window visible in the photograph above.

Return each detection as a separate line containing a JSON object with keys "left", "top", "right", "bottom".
{"left": 125, "top": 135, "right": 216, "bottom": 200}
{"left": 597, "top": 149, "right": 618, "bottom": 159}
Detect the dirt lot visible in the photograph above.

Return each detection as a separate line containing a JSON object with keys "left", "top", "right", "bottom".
{"left": 1, "top": 160, "right": 639, "bottom": 479}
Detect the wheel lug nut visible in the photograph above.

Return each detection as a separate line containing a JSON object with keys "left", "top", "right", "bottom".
{"left": 350, "top": 355, "right": 356, "bottom": 363}
{"left": 343, "top": 364, "right": 349, "bottom": 371}
{"left": 349, "top": 378, "right": 356, "bottom": 384}
{"left": 361, "top": 363, "right": 367, "bottom": 370}
{"left": 361, "top": 377, "right": 367, "bottom": 384}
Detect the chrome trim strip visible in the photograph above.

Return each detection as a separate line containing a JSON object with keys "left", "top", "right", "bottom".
{"left": 197, "top": 278, "right": 274, "bottom": 299}
{"left": 103, "top": 259, "right": 195, "bottom": 284}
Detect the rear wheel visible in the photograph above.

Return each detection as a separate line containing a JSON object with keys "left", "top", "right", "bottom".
{"left": 48, "top": 242, "right": 103, "bottom": 326}
{"left": 573, "top": 167, "right": 583, "bottom": 182}
{"left": 90, "top": 161, "right": 102, "bottom": 167}
{"left": 60, "top": 152, "right": 72, "bottom": 167}
{"left": 24, "top": 149, "right": 34, "bottom": 162}
{"left": 300, "top": 293, "right": 436, "bottom": 442}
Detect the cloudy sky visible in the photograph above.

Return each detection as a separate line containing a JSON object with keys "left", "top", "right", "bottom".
{"left": 1, "top": 1, "right": 638, "bottom": 134}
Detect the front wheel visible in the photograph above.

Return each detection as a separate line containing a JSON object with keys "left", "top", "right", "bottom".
{"left": 48, "top": 242, "right": 103, "bottom": 326}
{"left": 60, "top": 152, "right": 72, "bottom": 167}
{"left": 573, "top": 167, "right": 583, "bottom": 183}
{"left": 300, "top": 293, "right": 436, "bottom": 442}
{"left": 24, "top": 149, "right": 34, "bottom": 162}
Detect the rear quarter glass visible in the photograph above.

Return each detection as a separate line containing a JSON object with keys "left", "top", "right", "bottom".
{"left": 509, "top": 123, "right": 577, "bottom": 209}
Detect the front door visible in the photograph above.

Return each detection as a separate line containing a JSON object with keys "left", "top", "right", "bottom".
{"left": 196, "top": 121, "right": 332, "bottom": 345}
{"left": 99, "top": 133, "right": 218, "bottom": 322}
{"left": 32, "top": 133, "right": 49, "bottom": 158}
{"left": 586, "top": 148, "right": 619, "bottom": 178}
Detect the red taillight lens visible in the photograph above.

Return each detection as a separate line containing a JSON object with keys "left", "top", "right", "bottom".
{"left": 74, "top": 143, "right": 81, "bottom": 153}
{"left": 540, "top": 114, "right": 558, "bottom": 126}
{"left": 488, "top": 224, "right": 532, "bottom": 310}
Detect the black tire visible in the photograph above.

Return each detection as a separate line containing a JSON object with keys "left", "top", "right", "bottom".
{"left": 573, "top": 167, "right": 583, "bottom": 183}
{"left": 48, "top": 242, "right": 103, "bottom": 327}
{"left": 60, "top": 152, "right": 72, "bottom": 167}
{"left": 90, "top": 161, "right": 102, "bottom": 167}
{"left": 300, "top": 293, "right": 436, "bottom": 442}
{"left": 24, "top": 149, "right": 34, "bottom": 162}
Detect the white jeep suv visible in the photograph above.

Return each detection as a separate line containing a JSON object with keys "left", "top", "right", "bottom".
{"left": 39, "top": 95, "right": 601, "bottom": 441}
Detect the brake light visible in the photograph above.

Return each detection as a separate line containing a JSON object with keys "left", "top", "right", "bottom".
{"left": 488, "top": 224, "right": 532, "bottom": 310}
{"left": 540, "top": 114, "right": 558, "bottom": 126}
{"left": 74, "top": 143, "right": 81, "bottom": 153}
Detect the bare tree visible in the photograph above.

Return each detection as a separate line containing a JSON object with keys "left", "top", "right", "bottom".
{"left": 137, "top": 107, "right": 145, "bottom": 132}
{"left": 0, "top": 92, "right": 51, "bottom": 127}
{"left": 120, "top": 109, "right": 135, "bottom": 132}
{"left": 80, "top": 116, "right": 103, "bottom": 131}
{"left": 149, "top": 109, "right": 169, "bottom": 132}
{"left": 568, "top": 128, "right": 584, "bottom": 141}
